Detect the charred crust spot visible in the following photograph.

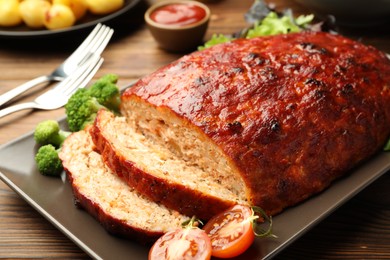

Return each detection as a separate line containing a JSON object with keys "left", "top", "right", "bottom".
{"left": 336, "top": 65, "right": 347, "bottom": 72}
{"left": 194, "top": 77, "right": 205, "bottom": 86}
{"left": 345, "top": 57, "right": 356, "bottom": 65}
{"left": 299, "top": 42, "right": 316, "bottom": 49}
{"left": 363, "top": 77, "right": 370, "bottom": 84}
{"left": 314, "top": 89, "right": 327, "bottom": 98}
{"left": 333, "top": 65, "right": 347, "bottom": 77}
{"left": 261, "top": 67, "right": 277, "bottom": 80}
{"left": 277, "top": 179, "right": 289, "bottom": 194}
{"left": 360, "top": 62, "right": 371, "bottom": 71}
{"left": 255, "top": 118, "right": 283, "bottom": 144}
{"left": 311, "top": 68, "right": 320, "bottom": 75}
{"left": 286, "top": 103, "right": 297, "bottom": 110}
{"left": 177, "top": 60, "right": 190, "bottom": 69}
{"left": 284, "top": 63, "right": 301, "bottom": 71}
{"left": 243, "top": 52, "right": 266, "bottom": 66}
{"left": 319, "top": 48, "right": 328, "bottom": 54}
{"left": 255, "top": 57, "right": 266, "bottom": 66}
{"left": 305, "top": 78, "right": 325, "bottom": 87}
{"left": 341, "top": 83, "right": 354, "bottom": 95}
{"left": 252, "top": 149, "right": 261, "bottom": 157}
{"left": 226, "top": 121, "right": 243, "bottom": 134}
{"left": 244, "top": 52, "right": 258, "bottom": 61}
{"left": 298, "top": 42, "right": 328, "bottom": 54}
{"left": 270, "top": 119, "right": 281, "bottom": 132}
{"left": 232, "top": 67, "right": 244, "bottom": 73}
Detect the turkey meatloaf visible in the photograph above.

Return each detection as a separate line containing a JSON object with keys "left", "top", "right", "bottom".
{"left": 91, "top": 109, "right": 242, "bottom": 220}
{"left": 59, "top": 129, "right": 189, "bottom": 243}
{"left": 99, "top": 31, "right": 390, "bottom": 217}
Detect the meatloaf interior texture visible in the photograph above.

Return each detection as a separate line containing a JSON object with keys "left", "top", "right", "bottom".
{"left": 59, "top": 129, "right": 189, "bottom": 242}
{"left": 90, "top": 109, "right": 244, "bottom": 220}
{"left": 119, "top": 31, "right": 390, "bottom": 216}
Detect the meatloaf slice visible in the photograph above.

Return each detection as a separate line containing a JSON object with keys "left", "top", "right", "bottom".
{"left": 90, "top": 109, "right": 246, "bottom": 220}
{"left": 59, "top": 129, "right": 189, "bottom": 243}
{"left": 121, "top": 31, "right": 390, "bottom": 216}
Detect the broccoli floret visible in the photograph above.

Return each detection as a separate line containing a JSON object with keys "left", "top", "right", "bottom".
{"left": 33, "top": 120, "right": 71, "bottom": 176}
{"left": 34, "top": 74, "right": 121, "bottom": 176}
{"left": 89, "top": 74, "right": 120, "bottom": 112}
{"left": 35, "top": 144, "right": 63, "bottom": 176}
{"left": 65, "top": 74, "right": 120, "bottom": 132}
{"left": 65, "top": 89, "right": 106, "bottom": 132}
{"left": 33, "top": 120, "right": 71, "bottom": 147}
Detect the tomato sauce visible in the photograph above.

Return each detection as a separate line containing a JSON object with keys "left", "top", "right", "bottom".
{"left": 150, "top": 3, "right": 207, "bottom": 26}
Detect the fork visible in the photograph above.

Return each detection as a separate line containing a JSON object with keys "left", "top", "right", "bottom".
{"left": 0, "top": 55, "right": 104, "bottom": 118}
{"left": 0, "top": 23, "right": 113, "bottom": 107}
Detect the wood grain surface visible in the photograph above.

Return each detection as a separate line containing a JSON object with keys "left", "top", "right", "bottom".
{"left": 0, "top": 0, "right": 389, "bottom": 259}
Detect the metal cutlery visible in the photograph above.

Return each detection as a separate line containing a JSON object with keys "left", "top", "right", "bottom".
{"left": 0, "top": 55, "right": 103, "bottom": 118}
{"left": 0, "top": 23, "right": 113, "bottom": 107}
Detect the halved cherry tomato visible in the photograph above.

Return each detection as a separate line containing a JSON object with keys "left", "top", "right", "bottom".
{"left": 202, "top": 204, "right": 256, "bottom": 258}
{"left": 149, "top": 220, "right": 212, "bottom": 260}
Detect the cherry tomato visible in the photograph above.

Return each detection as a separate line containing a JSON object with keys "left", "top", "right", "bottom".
{"left": 203, "top": 204, "right": 256, "bottom": 258}
{"left": 149, "top": 227, "right": 212, "bottom": 260}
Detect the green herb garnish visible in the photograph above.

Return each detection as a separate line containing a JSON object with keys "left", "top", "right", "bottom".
{"left": 198, "top": 11, "right": 314, "bottom": 50}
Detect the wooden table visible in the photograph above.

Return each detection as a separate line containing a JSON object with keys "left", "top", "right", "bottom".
{"left": 0, "top": 0, "right": 389, "bottom": 258}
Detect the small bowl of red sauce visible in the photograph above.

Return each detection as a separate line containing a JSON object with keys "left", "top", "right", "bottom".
{"left": 145, "top": 0, "right": 210, "bottom": 53}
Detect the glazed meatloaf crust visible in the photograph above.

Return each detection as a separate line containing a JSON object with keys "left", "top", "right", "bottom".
{"left": 117, "top": 31, "right": 390, "bottom": 216}
{"left": 59, "top": 129, "right": 189, "bottom": 243}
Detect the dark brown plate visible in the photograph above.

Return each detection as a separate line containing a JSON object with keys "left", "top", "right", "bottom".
{"left": 0, "top": 114, "right": 389, "bottom": 259}
{"left": 0, "top": 0, "right": 141, "bottom": 39}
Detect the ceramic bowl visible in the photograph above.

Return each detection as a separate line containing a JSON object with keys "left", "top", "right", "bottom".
{"left": 294, "top": 0, "right": 390, "bottom": 26}
{"left": 144, "top": 0, "right": 210, "bottom": 52}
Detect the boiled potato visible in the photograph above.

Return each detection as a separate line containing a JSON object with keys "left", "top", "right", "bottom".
{"left": 44, "top": 4, "right": 76, "bottom": 30}
{"left": 53, "top": 0, "right": 88, "bottom": 20}
{"left": 0, "top": 0, "right": 23, "bottom": 27}
{"left": 68, "top": 0, "right": 88, "bottom": 20}
{"left": 52, "top": 0, "right": 71, "bottom": 5}
{"left": 0, "top": 0, "right": 123, "bottom": 30}
{"left": 19, "top": 0, "right": 51, "bottom": 28}
{"left": 85, "top": 0, "right": 124, "bottom": 15}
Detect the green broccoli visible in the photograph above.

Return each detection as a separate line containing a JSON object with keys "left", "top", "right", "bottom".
{"left": 65, "top": 73, "right": 120, "bottom": 132}
{"left": 35, "top": 144, "right": 63, "bottom": 176}
{"left": 65, "top": 88, "right": 104, "bottom": 132}
{"left": 33, "top": 119, "right": 71, "bottom": 147}
{"left": 34, "top": 74, "right": 121, "bottom": 176}
{"left": 89, "top": 74, "right": 120, "bottom": 111}
{"left": 33, "top": 120, "right": 71, "bottom": 176}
